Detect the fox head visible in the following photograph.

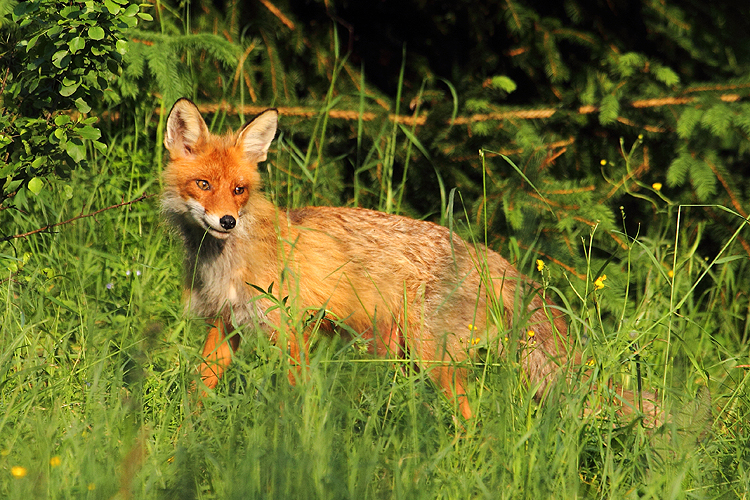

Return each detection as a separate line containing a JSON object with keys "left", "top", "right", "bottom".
{"left": 162, "top": 98, "right": 278, "bottom": 239}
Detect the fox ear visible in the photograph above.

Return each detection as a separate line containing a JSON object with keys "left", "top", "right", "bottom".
{"left": 164, "top": 98, "right": 210, "bottom": 158}
{"left": 236, "top": 109, "right": 278, "bottom": 163}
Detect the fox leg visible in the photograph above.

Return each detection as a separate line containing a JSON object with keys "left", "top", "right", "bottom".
{"left": 284, "top": 331, "right": 309, "bottom": 385}
{"left": 199, "top": 319, "right": 239, "bottom": 389}
{"left": 408, "top": 321, "right": 473, "bottom": 419}
{"left": 430, "top": 364, "right": 472, "bottom": 420}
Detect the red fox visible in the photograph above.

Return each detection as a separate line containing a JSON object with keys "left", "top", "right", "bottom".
{"left": 162, "top": 98, "right": 659, "bottom": 423}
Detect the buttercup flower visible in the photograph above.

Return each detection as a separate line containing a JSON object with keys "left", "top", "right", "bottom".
{"left": 594, "top": 274, "right": 607, "bottom": 290}
{"left": 11, "top": 466, "right": 27, "bottom": 478}
{"left": 652, "top": 182, "right": 662, "bottom": 191}
{"left": 536, "top": 259, "right": 545, "bottom": 271}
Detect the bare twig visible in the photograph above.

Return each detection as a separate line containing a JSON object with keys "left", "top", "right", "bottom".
{"left": 1, "top": 193, "right": 156, "bottom": 242}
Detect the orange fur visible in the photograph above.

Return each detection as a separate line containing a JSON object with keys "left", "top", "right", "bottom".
{"left": 163, "top": 98, "right": 660, "bottom": 423}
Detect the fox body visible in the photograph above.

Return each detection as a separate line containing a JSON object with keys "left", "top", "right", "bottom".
{"left": 162, "top": 99, "right": 594, "bottom": 420}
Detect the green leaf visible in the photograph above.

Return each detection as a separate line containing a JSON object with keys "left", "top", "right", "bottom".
{"left": 60, "top": 5, "right": 80, "bottom": 18}
{"left": 116, "top": 39, "right": 128, "bottom": 55}
{"left": 123, "top": 4, "right": 139, "bottom": 16}
{"left": 121, "top": 15, "right": 138, "bottom": 28}
{"left": 31, "top": 156, "right": 46, "bottom": 170}
{"left": 88, "top": 26, "right": 105, "bottom": 40}
{"left": 75, "top": 98, "right": 91, "bottom": 113}
{"left": 104, "top": 0, "right": 121, "bottom": 14}
{"left": 59, "top": 82, "right": 80, "bottom": 97}
{"left": 26, "top": 33, "right": 41, "bottom": 52}
{"left": 12, "top": 1, "right": 36, "bottom": 18}
{"left": 78, "top": 125, "right": 101, "bottom": 141}
{"left": 27, "top": 177, "right": 44, "bottom": 195}
{"left": 54, "top": 115, "right": 71, "bottom": 126}
{"left": 65, "top": 140, "right": 87, "bottom": 163}
{"left": 52, "top": 50, "right": 70, "bottom": 69}
{"left": 68, "top": 36, "right": 86, "bottom": 53}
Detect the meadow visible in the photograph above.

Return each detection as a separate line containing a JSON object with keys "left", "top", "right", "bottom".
{"left": 3, "top": 0, "right": 750, "bottom": 497}
{"left": 1, "top": 109, "right": 749, "bottom": 499}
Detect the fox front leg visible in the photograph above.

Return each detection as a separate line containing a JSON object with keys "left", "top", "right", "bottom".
{"left": 199, "top": 319, "right": 240, "bottom": 389}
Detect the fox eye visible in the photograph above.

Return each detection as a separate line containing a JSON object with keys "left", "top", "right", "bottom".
{"left": 234, "top": 186, "right": 245, "bottom": 195}
{"left": 196, "top": 180, "right": 210, "bottom": 190}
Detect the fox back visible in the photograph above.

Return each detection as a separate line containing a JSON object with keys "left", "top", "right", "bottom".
{"left": 162, "top": 99, "right": 585, "bottom": 420}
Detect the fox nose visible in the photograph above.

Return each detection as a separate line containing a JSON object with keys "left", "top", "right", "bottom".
{"left": 219, "top": 215, "right": 236, "bottom": 230}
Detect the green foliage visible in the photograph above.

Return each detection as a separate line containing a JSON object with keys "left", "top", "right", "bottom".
{"left": 0, "top": 0, "right": 149, "bottom": 232}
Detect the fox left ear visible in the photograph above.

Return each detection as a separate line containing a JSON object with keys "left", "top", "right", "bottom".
{"left": 236, "top": 109, "right": 278, "bottom": 163}
{"left": 164, "top": 98, "right": 210, "bottom": 158}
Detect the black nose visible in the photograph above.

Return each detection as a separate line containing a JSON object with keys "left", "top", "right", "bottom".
{"left": 219, "top": 215, "right": 236, "bottom": 230}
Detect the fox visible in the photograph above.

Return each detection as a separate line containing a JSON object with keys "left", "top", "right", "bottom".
{"left": 162, "top": 98, "right": 661, "bottom": 423}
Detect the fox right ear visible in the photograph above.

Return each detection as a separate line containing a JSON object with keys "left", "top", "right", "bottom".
{"left": 236, "top": 109, "right": 278, "bottom": 163}
{"left": 164, "top": 98, "right": 210, "bottom": 158}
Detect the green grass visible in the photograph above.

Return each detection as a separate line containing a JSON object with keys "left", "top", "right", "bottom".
{"left": 1, "top": 117, "right": 749, "bottom": 499}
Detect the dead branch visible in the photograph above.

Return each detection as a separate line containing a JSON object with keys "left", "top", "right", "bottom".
{"left": 1, "top": 193, "right": 156, "bottom": 242}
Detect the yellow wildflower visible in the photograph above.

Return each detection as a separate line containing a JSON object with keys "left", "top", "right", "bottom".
{"left": 600, "top": 159, "right": 607, "bottom": 166}
{"left": 667, "top": 270, "right": 674, "bottom": 278}
{"left": 11, "top": 466, "right": 27, "bottom": 478}
{"left": 593, "top": 274, "right": 607, "bottom": 290}
{"left": 652, "top": 182, "right": 662, "bottom": 191}
{"left": 49, "top": 456, "right": 61, "bottom": 468}
{"left": 468, "top": 324, "right": 478, "bottom": 332}
{"left": 536, "top": 259, "right": 545, "bottom": 271}
{"left": 471, "top": 337, "right": 481, "bottom": 346}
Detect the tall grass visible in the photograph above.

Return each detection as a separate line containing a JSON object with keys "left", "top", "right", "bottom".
{"left": 1, "top": 101, "right": 748, "bottom": 499}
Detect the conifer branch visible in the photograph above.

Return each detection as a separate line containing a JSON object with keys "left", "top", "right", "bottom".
{"left": 186, "top": 92, "right": 747, "bottom": 130}
{"left": 705, "top": 157, "right": 748, "bottom": 219}
{"left": 257, "top": 0, "right": 296, "bottom": 30}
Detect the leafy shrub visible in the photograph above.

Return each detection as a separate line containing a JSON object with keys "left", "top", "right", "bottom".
{"left": 0, "top": 0, "right": 150, "bottom": 232}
